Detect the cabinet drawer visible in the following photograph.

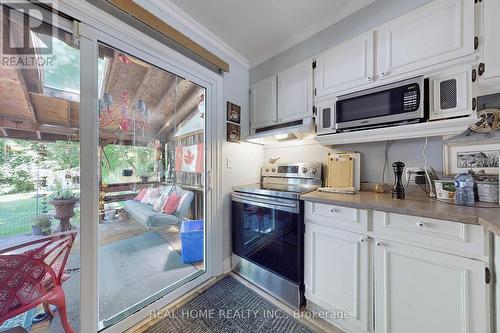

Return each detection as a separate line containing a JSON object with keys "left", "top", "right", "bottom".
{"left": 373, "top": 211, "right": 488, "bottom": 259}
{"left": 304, "top": 201, "right": 368, "bottom": 233}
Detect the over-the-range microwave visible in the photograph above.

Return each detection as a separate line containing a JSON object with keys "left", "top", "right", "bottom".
{"left": 316, "top": 76, "right": 427, "bottom": 134}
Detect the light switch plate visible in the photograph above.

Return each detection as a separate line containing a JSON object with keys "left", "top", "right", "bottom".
{"left": 226, "top": 157, "right": 233, "bottom": 169}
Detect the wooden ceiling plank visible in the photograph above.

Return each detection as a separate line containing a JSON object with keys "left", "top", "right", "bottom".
{"left": 130, "top": 66, "right": 153, "bottom": 109}
{"left": 0, "top": 128, "right": 8, "bottom": 137}
{"left": 15, "top": 69, "right": 38, "bottom": 123}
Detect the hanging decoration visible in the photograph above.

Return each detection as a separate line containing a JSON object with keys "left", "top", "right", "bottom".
{"left": 98, "top": 90, "right": 151, "bottom": 134}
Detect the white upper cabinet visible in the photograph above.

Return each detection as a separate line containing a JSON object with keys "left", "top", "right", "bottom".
{"left": 277, "top": 59, "right": 313, "bottom": 123}
{"left": 374, "top": 240, "right": 490, "bottom": 333}
{"left": 250, "top": 60, "right": 313, "bottom": 131}
{"left": 250, "top": 76, "right": 277, "bottom": 129}
{"left": 314, "top": 31, "right": 374, "bottom": 97}
{"left": 377, "top": 0, "right": 475, "bottom": 80}
{"left": 481, "top": 0, "right": 500, "bottom": 84}
{"left": 305, "top": 223, "right": 370, "bottom": 333}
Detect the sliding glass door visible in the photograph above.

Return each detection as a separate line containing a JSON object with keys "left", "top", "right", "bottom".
{"left": 1, "top": 2, "right": 219, "bottom": 331}
{"left": 95, "top": 42, "right": 207, "bottom": 329}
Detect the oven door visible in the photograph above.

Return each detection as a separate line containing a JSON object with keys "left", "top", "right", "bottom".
{"left": 231, "top": 192, "right": 303, "bottom": 284}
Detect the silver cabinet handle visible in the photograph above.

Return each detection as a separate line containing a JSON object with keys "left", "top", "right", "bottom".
{"left": 367, "top": 76, "right": 372, "bottom": 81}
{"left": 330, "top": 208, "right": 339, "bottom": 213}
{"left": 375, "top": 241, "right": 382, "bottom": 246}
{"left": 380, "top": 71, "right": 390, "bottom": 77}
{"left": 360, "top": 237, "right": 366, "bottom": 243}
{"left": 416, "top": 222, "right": 426, "bottom": 227}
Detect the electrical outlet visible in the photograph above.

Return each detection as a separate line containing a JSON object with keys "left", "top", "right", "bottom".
{"left": 405, "top": 166, "right": 423, "bottom": 183}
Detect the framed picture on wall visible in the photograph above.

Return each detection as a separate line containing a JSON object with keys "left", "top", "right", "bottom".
{"left": 227, "top": 122, "right": 241, "bottom": 143}
{"left": 227, "top": 101, "right": 241, "bottom": 124}
{"left": 443, "top": 141, "right": 500, "bottom": 175}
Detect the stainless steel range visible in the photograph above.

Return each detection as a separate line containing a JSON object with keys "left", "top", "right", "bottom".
{"left": 232, "top": 162, "right": 322, "bottom": 308}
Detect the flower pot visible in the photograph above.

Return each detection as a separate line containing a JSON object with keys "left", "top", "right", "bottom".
{"left": 32, "top": 225, "right": 42, "bottom": 236}
{"left": 122, "top": 169, "right": 133, "bottom": 177}
{"left": 49, "top": 198, "right": 78, "bottom": 231}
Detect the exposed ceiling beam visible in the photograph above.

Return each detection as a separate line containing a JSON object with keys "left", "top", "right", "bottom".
{"left": 16, "top": 68, "right": 41, "bottom": 139}
{"left": 0, "top": 118, "right": 78, "bottom": 136}
{"left": 155, "top": 85, "right": 200, "bottom": 137}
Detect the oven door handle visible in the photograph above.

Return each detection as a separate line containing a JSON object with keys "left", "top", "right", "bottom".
{"left": 231, "top": 193, "right": 299, "bottom": 213}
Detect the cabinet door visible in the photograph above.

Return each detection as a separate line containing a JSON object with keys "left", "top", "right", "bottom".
{"left": 481, "top": 0, "right": 500, "bottom": 84}
{"left": 377, "top": 0, "right": 474, "bottom": 80}
{"left": 250, "top": 76, "right": 277, "bottom": 129}
{"left": 305, "top": 223, "right": 370, "bottom": 333}
{"left": 374, "top": 240, "right": 490, "bottom": 333}
{"left": 277, "top": 59, "right": 313, "bottom": 123}
{"left": 314, "top": 31, "right": 374, "bottom": 97}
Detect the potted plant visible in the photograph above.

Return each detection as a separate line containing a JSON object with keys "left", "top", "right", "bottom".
{"left": 32, "top": 214, "right": 52, "bottom": 236}
{"left": 49, "top": 187, "right": 78, "bottom": 231}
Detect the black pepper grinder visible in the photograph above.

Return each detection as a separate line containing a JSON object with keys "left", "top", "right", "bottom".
{"left": 392, "top": 161, "right": 406, "bottom": 200}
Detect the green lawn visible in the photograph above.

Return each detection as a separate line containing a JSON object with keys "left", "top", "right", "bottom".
{"left": 0, "top": 192, "right": 80, "bottom": 238}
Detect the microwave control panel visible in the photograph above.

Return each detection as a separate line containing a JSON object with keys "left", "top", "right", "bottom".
{"left": 403, "top": 83, "right": 420, "bottom": 112}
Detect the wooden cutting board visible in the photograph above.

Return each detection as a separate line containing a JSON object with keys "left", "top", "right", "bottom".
{"left": 326, "top": 153, "right": 354, "bottom": 188}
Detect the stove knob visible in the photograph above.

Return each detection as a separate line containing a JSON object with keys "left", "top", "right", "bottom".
{"left": 311, "top": 167, "right": 317, "bottom": 174}
{"left": 271, "top": 168, "right": 276, "bottom": 172}
{"left": 265, "top": 168, "right": 270, "bottom": 172}
{"left": 302, "top": 167, "right": 308, "bottom": 173}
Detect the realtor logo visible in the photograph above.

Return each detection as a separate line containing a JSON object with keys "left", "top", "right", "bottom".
{"left": 1, "top": 0, "right": 59, "bottom": 68}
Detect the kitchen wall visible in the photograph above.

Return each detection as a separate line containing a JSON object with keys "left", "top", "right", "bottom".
{"left": 250, "top": 0, "right": 431, "bottom": 84}
{"left": 263, "top": 137, "right": 443, "bottom": 184}
{"left": 250, "top": 0, "right": 438, "bottom": 185}
{"left": 135, "top": 1, "right": 264, "bottom": 265}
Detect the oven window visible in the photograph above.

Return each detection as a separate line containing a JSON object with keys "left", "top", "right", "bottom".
{"left": 232, "top": 201, "right": 301, "bottom": 283}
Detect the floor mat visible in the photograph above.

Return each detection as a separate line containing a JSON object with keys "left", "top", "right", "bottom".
{"left": 145, "top": 275, "right": 314, "bottom": 333}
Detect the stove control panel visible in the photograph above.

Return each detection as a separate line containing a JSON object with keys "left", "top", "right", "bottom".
{"left": 262, "top": 162, "right": 322, "bottom": 180}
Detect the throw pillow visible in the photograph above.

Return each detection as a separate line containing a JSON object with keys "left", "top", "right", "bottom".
{"left": 153, "top": 191, "right": 169, "bottom": 212}
{"left": 140, "top": 188, "right": 153, "bottom": 204}
{"left": 163, "top": 193, "right": 181, "bottom": 214}
{"left": 134, "top": 189, "right": 147, "bottom": 201}
{"left": 147, "top": 187, "right": 162, "bottom": 205}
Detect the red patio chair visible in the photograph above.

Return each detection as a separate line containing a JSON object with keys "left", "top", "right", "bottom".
{"left": 0, "top": 232, "right": 77, "bottom": 333}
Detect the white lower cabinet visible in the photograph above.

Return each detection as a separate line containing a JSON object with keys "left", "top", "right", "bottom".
{"left": 373, "top": 239, "right": 490, "bottom": 333}
{"left": 305, "top": 222, "right": 371, "bottom": 333}
{"left": 304, "top": 207, "right": 491, "bottom": 333}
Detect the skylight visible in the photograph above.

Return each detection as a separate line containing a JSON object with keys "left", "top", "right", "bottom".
{"left": 32, "top": 32, "right": 107, "bottom": 98}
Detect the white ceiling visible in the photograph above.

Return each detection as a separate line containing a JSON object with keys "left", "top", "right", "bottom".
{"left": 165, "top": 0, "right": 375, "bottom": 67}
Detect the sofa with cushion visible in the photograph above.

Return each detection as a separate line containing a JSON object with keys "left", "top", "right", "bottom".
{"left": 124, "top": 185, "right": 194, "bottom": 228}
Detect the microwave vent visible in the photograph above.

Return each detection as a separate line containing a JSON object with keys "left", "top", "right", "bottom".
{"left": 440, "top": 79, "right": 457, "bottom": 110}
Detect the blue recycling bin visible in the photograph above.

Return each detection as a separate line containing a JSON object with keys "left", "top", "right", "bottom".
{"left": 180, "top": 219, "right": 204, "bottom": 264}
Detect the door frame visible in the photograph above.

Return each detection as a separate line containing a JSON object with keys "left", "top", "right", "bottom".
{"left": 59, "top": 1, "right": 224, "bottom": 332}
